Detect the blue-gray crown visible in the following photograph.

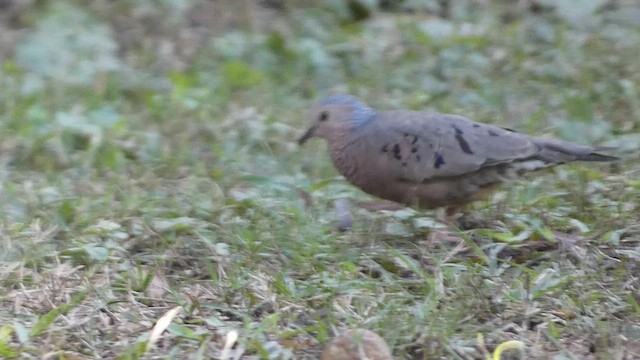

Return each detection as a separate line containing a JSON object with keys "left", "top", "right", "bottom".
{"left": 319, "top": 95, "right": 376, "bottom": 128}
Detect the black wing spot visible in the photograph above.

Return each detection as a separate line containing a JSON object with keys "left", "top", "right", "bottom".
{"left": 453, "top": 127, "right": 474, "bottom": 154}
{"left": 434, "top": 153, "right": 446, "bottom": 169}
{"left": 488, "top": 130, "right": 500, "bottom": 137}
{"left": 404, "top": 133, "right": 418, "bottom": 144}
{"left": 381, "top": 144, "right": 389, "bottom": 152}
{"left": 415, "top": 155, "right": 421, "bottom": 162}
{"left": 392, "top": 144, "right": 402, "bottom": 160}
{"left": 473, "top": 124, "right": 480, "bottom": 128}
{"left": 411, "top": 147, "right": 418, "bottom": 153}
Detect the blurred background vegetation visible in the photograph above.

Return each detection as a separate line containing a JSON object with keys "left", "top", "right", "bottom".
{"left": 0, "top": 0, "right": 638, "bottom": 359}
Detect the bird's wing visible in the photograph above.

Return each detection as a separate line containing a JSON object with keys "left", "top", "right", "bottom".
{"left": 363, "top": 110, "right": 541, "bottom": 182}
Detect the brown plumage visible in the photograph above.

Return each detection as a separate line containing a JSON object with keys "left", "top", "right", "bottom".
{"left": 298, "top": 95, "right": 617, "bottom": 214}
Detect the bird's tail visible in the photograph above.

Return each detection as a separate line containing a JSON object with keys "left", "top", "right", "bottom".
{"left": 535, "top": 139, "right": 619, "bottom": 164}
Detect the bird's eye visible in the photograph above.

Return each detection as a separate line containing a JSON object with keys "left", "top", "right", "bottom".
{"left": 319, "top": 111, "right": 329, "bottom": 122}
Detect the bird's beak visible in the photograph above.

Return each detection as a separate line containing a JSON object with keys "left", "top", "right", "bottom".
{"left": 298, "top": 127, "right": 316, "bottom": 145}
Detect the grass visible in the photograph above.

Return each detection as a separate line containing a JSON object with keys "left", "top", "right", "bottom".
{"left": 0, "top": 0, "right": 639, "bottom": 359}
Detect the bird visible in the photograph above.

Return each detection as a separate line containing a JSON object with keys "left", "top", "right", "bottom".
{"left": 321, "top": 329, "right": 393, "bottom": 360}
{"left": 298, "top": 95, "right": 618, "bottom": 216}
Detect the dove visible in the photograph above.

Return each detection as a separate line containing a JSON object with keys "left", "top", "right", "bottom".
{"left": 298, "top": 95, "right": 618, "bottom": 215}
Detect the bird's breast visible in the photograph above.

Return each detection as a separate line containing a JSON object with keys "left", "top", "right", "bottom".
{"left": 328, "top": 142, "right": 362, "bottom": 180}
{"left": 328, "top": 139, "right": 396, "bottom": 195}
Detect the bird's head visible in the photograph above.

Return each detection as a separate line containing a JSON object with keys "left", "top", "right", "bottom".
{"left": 298, "top": 95, "right": 376, "bottom": 145}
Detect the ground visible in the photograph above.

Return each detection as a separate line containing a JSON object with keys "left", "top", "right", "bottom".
{"left": 0, "top": 1, "right": 639, "bottom": 359}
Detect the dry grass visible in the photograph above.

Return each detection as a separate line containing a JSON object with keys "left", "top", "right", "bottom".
{"left": 0, "top": 1, "right": 639, "bottom": 359}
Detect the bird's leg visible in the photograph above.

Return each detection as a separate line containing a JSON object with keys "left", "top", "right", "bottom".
{"left": 440, "top": 206, "right": 466, "bottom": 229}
{"left": 334, "top": 198, "right": 353, "bottom": 232}
{"left": 445, "top": 206, "right": 461, "bottom": 218}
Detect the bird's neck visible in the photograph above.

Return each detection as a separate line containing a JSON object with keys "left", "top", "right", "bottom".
{"left": 328, "top": 131, "right": 363, "bottom": 180}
